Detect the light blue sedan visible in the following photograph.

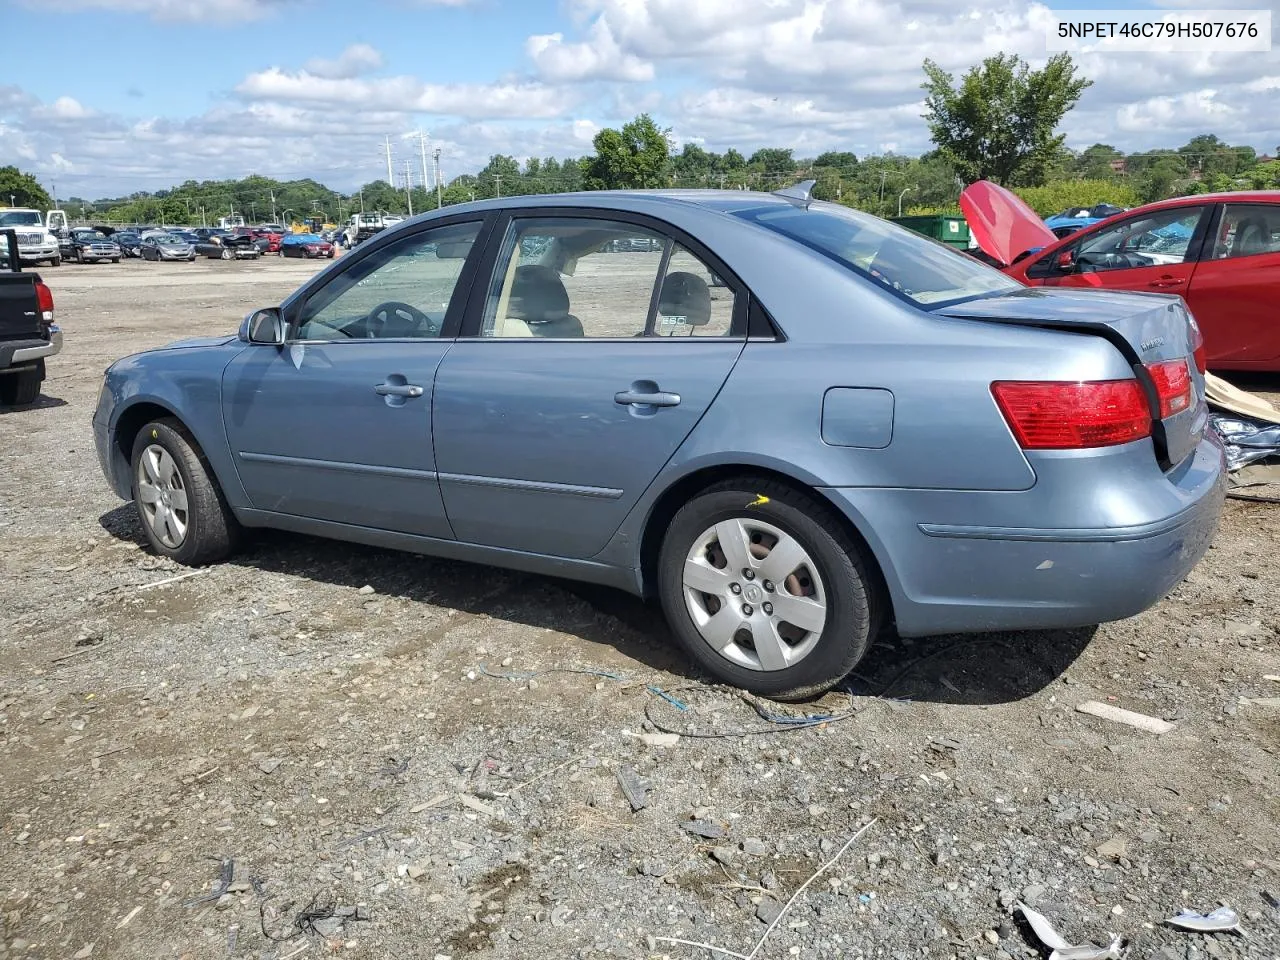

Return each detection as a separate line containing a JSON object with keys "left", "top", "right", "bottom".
{"left": 93, "top": 185, "right": 1225, "bottom": 698}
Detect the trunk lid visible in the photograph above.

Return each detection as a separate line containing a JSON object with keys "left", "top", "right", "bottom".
{"left": 939, "top": 287, "right": 1206, "bottom": 467}
{"left": 959, "top": 180, "right": 1058, "bottom": 267}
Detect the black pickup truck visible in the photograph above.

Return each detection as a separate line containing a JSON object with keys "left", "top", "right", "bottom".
{"left": 0, "top": 229, "right": 61, "bottom": 406}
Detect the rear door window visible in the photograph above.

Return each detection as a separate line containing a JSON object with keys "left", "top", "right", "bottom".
{"left": 1209, "top": 204, "right": 1280, "bottom": 260}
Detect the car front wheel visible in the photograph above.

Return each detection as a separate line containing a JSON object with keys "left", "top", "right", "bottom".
{"left": 658, "top": 479, "right": 878, "bottom": 700}
{"left": 130, "top": 419, "right": 241, "bottom": 565}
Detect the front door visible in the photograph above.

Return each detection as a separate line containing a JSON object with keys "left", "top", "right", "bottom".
{"left": 433, "top": 214, "right": 746, "bottom": 559}
{"left": 1184, "top": 202, "right": 1280, "bottom": 367}
{"left": 220, "top": 220, "right": 485, "bottom": 537}
{"left": 1027, "top": 204, "right": 1211, "bottom": 296}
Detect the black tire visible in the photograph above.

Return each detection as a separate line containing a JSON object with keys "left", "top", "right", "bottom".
{"left": 48, "top": 257, "right": 60, "bottom": 267}
{"left": 129, "top": 418, "right": 241, "bottom": 565}
{"left": 0, "top": 361, "right": 43, "bottom": 406}
{"left": 111, "top": 257, "right": 120, "bottom": 264}
{"left": 658, "top": 478, "right": 878, "bottom": 700}
{"left": 221, "top": 248, "right": 233, "bottom": 261}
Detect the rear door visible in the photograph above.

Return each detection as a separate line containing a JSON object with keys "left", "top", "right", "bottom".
{"left": 432, "top": 211, "right": 746, "bottom": 558}
{"left": 1023, "top": 204, "right": 1212, "bottom": 296}
{"left": 1184, "top": 202, "right": 1280, "bottom": 367}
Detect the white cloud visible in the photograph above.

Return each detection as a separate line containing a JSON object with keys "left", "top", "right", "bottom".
{"left": 303, "top": 44, "right": 385, "bottom": 80}
{"left": 527, "top": 21, "right": 654, "bottom": 82}
{"left": 23, "top": 0, "right": 291, "bottom": 23}
{"left": 236, "top": 67, "right": 573, "bottom": 120}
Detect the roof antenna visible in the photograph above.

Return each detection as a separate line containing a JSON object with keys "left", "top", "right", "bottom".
{"left": 772, "top": 179, "right": 817, "bottom": 209}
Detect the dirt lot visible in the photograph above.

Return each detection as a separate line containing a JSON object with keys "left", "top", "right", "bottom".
{"left": 1, "top": 258, "right": 1277, "bottom": 960}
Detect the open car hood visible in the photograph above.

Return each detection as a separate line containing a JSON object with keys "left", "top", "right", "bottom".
{"left": 959, "top": 180, "right": 1057, "bottom": 267}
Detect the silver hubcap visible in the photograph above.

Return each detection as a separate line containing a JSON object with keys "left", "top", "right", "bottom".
{"left": 682, "top": 518, "right": 827, "bottom": 672}
{"left": 136, "top": 444, "right": 189, "bottom": 548}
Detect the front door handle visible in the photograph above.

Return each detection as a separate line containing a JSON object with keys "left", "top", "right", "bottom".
{"left": 1149, "top": 276, "right": 1185, "bottom": 288}
{"left": 615, "top": 389, "right": 680, "bottom": 407}
{"left": 375, "top": 382, "right": 424, "bottom": 398}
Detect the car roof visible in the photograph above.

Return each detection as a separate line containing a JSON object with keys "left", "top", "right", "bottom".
{"left": 394, "top": 189, "right": 803, "bottom": 226}
{"left": 1137, "top": 191, "right": 1280, "bottom": 209}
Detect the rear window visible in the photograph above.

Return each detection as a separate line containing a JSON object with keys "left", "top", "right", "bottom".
{"left": 732, "top": 202, "right": 1021, "bottom": 308}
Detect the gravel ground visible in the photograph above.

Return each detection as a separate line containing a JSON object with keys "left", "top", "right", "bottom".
{"left": 1, "top": 258, "right": 1277, "bottom": 960}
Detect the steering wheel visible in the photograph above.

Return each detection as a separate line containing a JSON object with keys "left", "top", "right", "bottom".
{"left": 367, "top": 301, "right": 441, "bottom": 338}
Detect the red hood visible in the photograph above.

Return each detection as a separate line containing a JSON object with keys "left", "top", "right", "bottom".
{"left": 959, "top": 180, "right": 1057, "bottom": 267}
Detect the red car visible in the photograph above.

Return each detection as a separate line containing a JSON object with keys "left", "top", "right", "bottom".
{"left": 962, "top": 182, "right": 1280, "bottom": 371}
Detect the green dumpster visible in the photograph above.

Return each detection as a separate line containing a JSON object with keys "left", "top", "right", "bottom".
{"left": 890, "top": 214, "right": 971, "bottom": 250}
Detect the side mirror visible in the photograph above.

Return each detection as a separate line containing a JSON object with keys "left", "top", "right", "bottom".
{"left": 1055, "top": 250, "right": 1075, "bottom": 272}
{"left": 240, "top": 307, "right": 286, "bottom": 344}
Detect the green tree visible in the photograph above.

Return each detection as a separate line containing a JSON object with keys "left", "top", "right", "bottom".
{"left": 921, "top": 53, "right": 1093, "bottom": 187}
{"left": 813, "top": 151, "right": 858, "bottom": 171}
{"left": 477, "top": 155, "right": 523, "bottom": 198}
{"left": 582, "top": 114, "right": 671, "bottom": 190}
{"left": 0, "top": 166, "right": 53, "bottom": 209}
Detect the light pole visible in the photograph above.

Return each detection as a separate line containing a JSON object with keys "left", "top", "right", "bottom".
{"left": 250, "top": 202, "right": 257, "bottom": 222}
{"left": 282, "top": 208, "right": 294, "bottom": 229}
{"left": 434, "top": 149, "right": 442, "bottom": 209}
{"left": 897, "top": 187, "right": 913, "bottom": 217}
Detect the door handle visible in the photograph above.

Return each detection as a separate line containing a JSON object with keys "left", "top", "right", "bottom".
{"left": 1148, "top": 276, "right": 1185, "bottom": 288}
{"left": 375, "top": 382, "right": 424, "bottom": 398}
{"left": 615, "top": 389, "right": 680, "bottom": 407}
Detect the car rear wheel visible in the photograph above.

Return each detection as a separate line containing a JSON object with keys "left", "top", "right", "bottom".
{"left": 0, "top": 361, "right": 43, "bottom": 406}
{"left": 220, "top": 248, "right": 233, "bottom": 260}
{"left": 130, "top": 419, "right": 241, "bottom": 566}
{"left": 658, "top": 479, "right": 877, "bottom": 700}
{"left": 48, "top": 257, "right": 60, "bottom": 267}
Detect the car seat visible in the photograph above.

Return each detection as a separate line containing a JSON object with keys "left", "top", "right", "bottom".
{"left": 655, "top": 271, "right": 712, "bottom": 335}
{"left": 1233, "top": 219, "right": 1270, "bottom": 257}
{"left": 505, "top": 264, "right": 584, "bottom": 338}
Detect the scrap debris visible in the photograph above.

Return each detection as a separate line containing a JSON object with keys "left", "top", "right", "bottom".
{"left": 1075, "top": 700, "right": 1174, "bottom": 735}
{"left": 616, "top": 765, "right": 650, "bottom": 812}
{"left": 1015, "top": 902, "right": 1123, "bottom": 960}
{"left": 182, "top": 857, "right": 235, "bottom": 907}
{"left": 1165, "top": 906, "right": 1243, "bottom": 934}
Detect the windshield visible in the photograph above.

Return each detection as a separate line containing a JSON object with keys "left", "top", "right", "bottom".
{"left": 289, "top": 234, "right": 322, "bottom": 243}
{"left": 734, "top": 202, "right": 1022, "bottom": 308}
{"left": 75, "top": 230, "right": 107, "bottom": 240}
{"left": 0, "top": 211, "right": 43, "bottom": 227}
{"left": 155, "top": 235, "right": 184, "bottom": 244}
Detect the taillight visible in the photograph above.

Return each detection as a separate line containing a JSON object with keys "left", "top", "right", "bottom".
{"left": 35, "top": 281, "right": 54, "bottom": 323}
{"left": 991, "top": 380, "right": 1151, "bottom": 449}
{"left": 1145, "top": 359, "right": 1192, "bottom": 418}
{"left": 1187, "top": 316, "right": 1207, "bottom": 374}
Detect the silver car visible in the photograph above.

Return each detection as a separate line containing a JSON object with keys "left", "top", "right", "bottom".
{"left": 93, "top": 186, "right": 1225, "bottom": 698}
{"left": 140, "top": 235, "right": 197, "bottom": 262}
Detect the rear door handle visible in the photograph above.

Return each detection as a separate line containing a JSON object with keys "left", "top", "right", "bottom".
{"left": 1149, "top": 276, "right": 1185, "bottom": 288}
{"left": 615, "top": 390, "right": 680, "bottom": 407}
{"left": 375, "top": 382, "right": 424, "bottom": 398}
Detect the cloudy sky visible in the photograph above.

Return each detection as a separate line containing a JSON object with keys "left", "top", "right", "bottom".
{"left": 2, "top": 0, "right": 1278, "bottom": 198}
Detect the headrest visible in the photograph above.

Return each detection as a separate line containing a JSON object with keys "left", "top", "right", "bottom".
{"left": 508, "top": 264, "right": 570, "bottom": 323}
{"left": 657, "top": 271, "right": 711, "bottom": 328}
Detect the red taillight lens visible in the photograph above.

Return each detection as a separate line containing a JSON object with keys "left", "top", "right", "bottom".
{"left": 1146, "top": 359, "right": 1192, "bottom": 418}
{"left": 35, "top": 281, "right": 54, "bottom": 322}
{"left": 992, "top": 380, "right": 1151, "bottom": 449}
{"left": 1188, "top": 316, "right": 1207, "bottom": 374}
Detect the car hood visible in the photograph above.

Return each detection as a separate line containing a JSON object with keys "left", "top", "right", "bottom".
{"left": 155, "top": 334, "right": 238, "bottom": 351}
{"left": 959, "top": 180, "right": 1057, "bottom": 267}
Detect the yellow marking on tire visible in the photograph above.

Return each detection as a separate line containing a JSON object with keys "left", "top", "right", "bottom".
{"left": 151, "top": 429, "right": 158, "bottom": 439}
{"left": 748, "top": 494, "right": 770, "bottom": 508}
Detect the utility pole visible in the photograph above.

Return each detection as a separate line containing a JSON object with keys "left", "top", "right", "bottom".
{"left": 417, "top": 132, "right": 431, "bottom": 190}
{"left": 494, "top": 174, "right": 502, "bottom": 199}
{"left": 269, "top": 190, "right": 277, "bottom": 223}
{"left": 879, "top": 169, "right": 887, "bottom": 204}
{"left": 434, "top": 149, "right": 442, "bottom": 209}
{"left": 359, "top": 188, "right": 365, "bottom": 214}
{"left": 250, "top": 202, "right": 257, "bottom": 221}
{"left": 384, "top": 135, "right": 394, "bottom": 185}
{"left": 404, "top": 161, "right": 413, "bottom": 216}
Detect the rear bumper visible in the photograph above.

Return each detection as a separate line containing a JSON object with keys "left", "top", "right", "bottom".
{"left": 1, "top": 328, "right": 62, "bottom": 368}
{"left": 823, "top": 434, "right": 1227, "bottom": 636}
